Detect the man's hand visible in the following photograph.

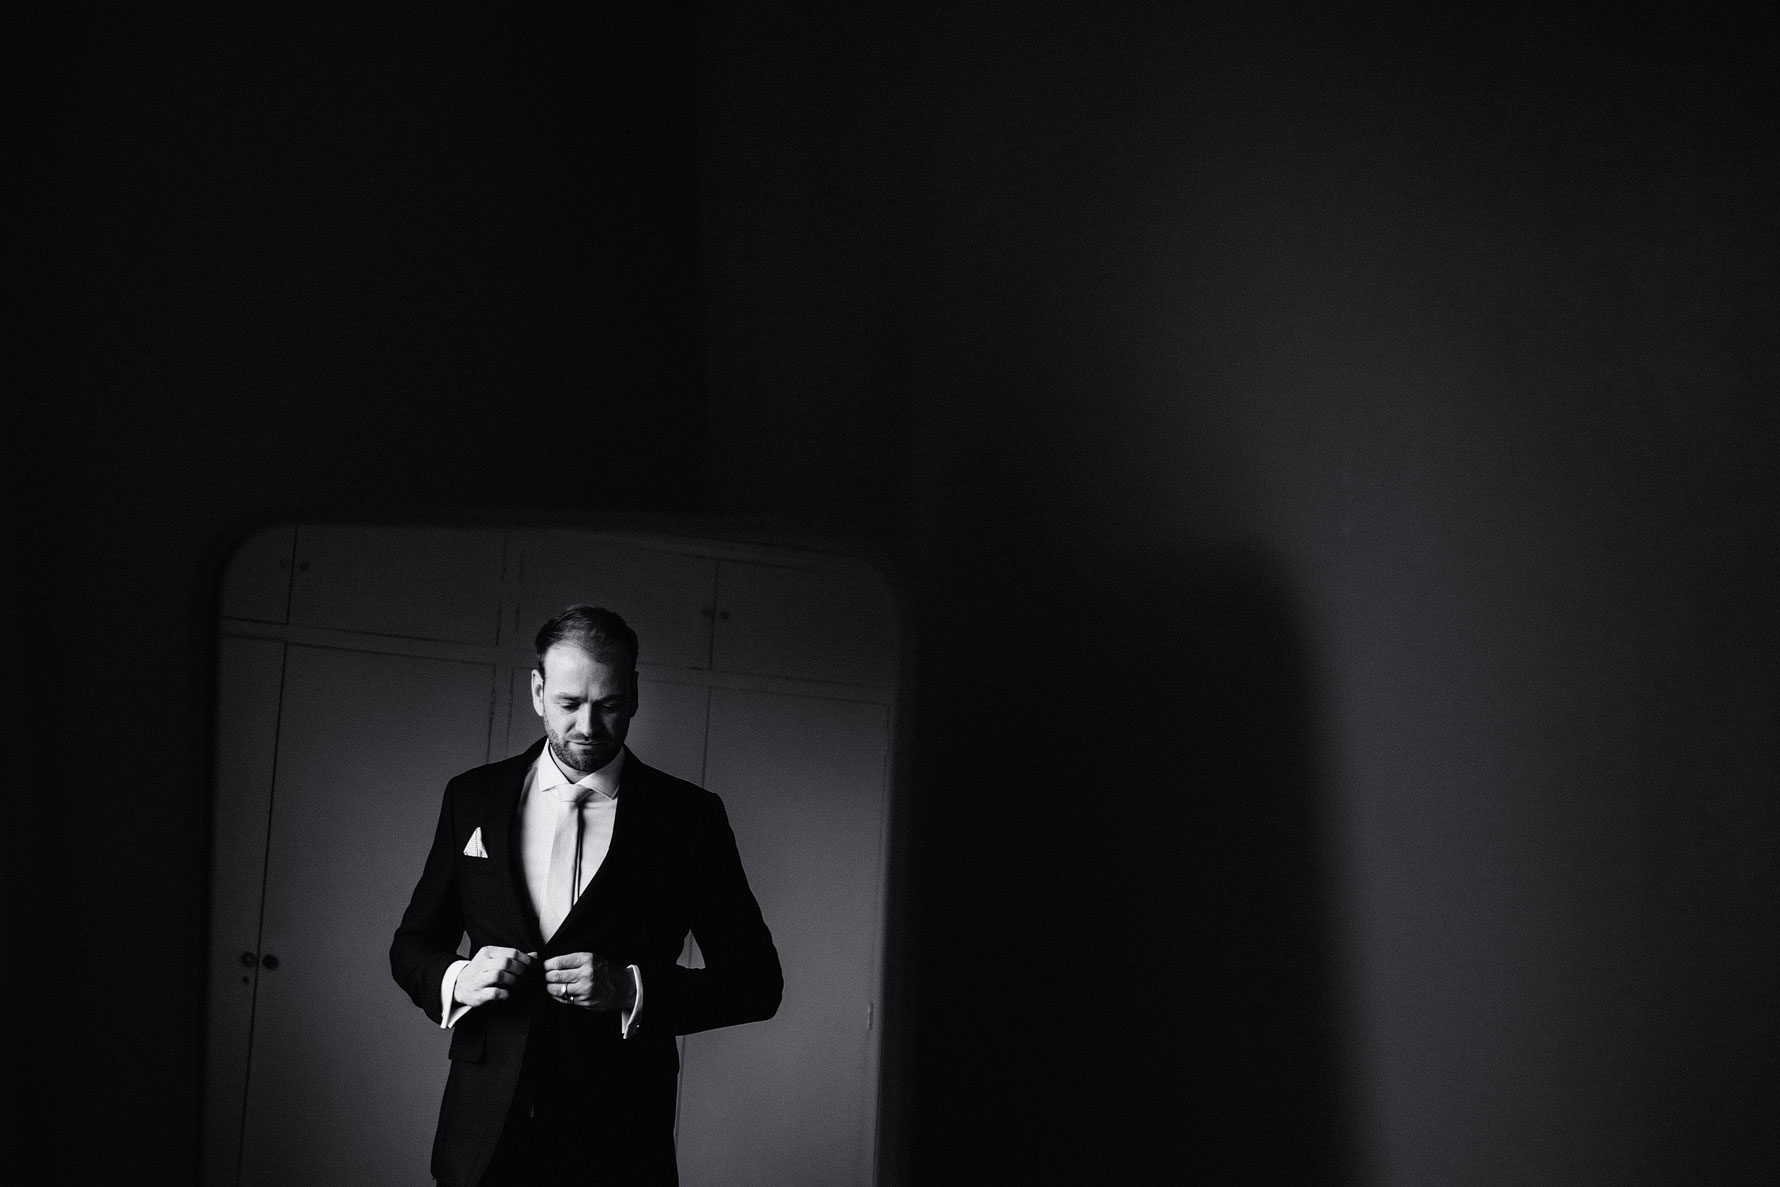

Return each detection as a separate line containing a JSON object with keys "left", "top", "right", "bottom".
{"left": 453, "top": 946, "right": 537, "bottom": 1007}
{"left": 543, "top": 952, "right": 636, "bottom": 1011}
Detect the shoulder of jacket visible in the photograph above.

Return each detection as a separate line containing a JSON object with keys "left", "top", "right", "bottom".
{"left": 446, "top": 746, "right": 535, "bottom": 793}
{"left": 626, "top": 755, "right": 722, "bottom": 811}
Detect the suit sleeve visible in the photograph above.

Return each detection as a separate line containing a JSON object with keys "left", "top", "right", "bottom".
{"left": 389, "top": 776, "right": 468, "bottom": 1025}
{"left": 637, "top": 795, "right": 783, "bottom": 1037}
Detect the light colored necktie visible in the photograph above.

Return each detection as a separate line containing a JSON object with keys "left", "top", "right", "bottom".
{"left": 541, "top": 787, "right": 592, "bottom": 940}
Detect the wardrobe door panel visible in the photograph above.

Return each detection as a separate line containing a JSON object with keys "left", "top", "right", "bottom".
{"left": 238, "top": 646, "right": 495, "bottom": 1187}
{"left": 514, "top": 534, "right": 717, "bottom": 670}
{"left": 219, "top": 526, "right": 296, "bottom": 624}
{"left": 677, "top": 688, "right": 889, "bottom": 1187}
{"left": 288, "top": 525, "right": 505, "bottom": 644}
{"left": 712, "top": 561, "right": 898, "bottom": 687}
{"left": 202, "top": 636, "right": 286, "bottom": 1187}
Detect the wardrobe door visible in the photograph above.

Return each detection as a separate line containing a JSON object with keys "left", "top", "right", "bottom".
{"left": 513, "top": 533, "right": 718, "bottom": 670}
{"left": 711, "top": 560, "right": 898, "bottom": 686}
{"left": 202, "top": 636, "right": 286, "bottom": 1187}
{"left": 288, "top": 525, "right": 506, "bottom": 644}
{"left": 218, "top": 527, "right": 296, "bottom": 624}
{"left": 237, "top": 646, "right": 496, "bottom": 1187}
{"left": 676, "top": 688, "right": 890, "bottom": 1187}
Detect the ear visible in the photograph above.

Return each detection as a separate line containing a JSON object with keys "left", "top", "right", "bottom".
{"left": 628, "top": 668, "right": 641, "bottom": 715}
{"left": 530, "top": 667, "right": 546, "bottom": 718}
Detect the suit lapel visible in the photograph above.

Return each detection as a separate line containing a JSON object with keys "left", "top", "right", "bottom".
{"left": 486, "top": 738, "right": 546, "bottom": 952}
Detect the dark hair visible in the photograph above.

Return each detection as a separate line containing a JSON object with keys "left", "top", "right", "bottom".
{"left": 534, "top": 605, "right": 639, "bottom": 671}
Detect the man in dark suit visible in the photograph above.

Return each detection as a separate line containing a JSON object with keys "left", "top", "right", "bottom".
{"left": 391, "top": 605, "right": 783, "bottom": 1186}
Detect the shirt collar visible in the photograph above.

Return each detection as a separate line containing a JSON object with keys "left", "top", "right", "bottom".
{"left": 532, "top": 742, "right": 625, "bottom": 803}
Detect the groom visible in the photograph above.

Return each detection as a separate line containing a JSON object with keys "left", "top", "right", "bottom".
{"left": 391, "top": 605, "right": 783, "bottom": 1186}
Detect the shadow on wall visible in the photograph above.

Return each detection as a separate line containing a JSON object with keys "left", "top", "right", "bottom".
{"left": 886, "top": 534, "right": 1356, "bottom": 1183}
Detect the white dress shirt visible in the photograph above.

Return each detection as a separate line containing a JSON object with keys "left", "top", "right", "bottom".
{"left": 440, "top": 744, "right": 643, "bottom": 1035}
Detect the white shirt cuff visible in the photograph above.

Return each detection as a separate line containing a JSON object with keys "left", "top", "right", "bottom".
{"left": 621, "top": 964, "right": 644, "bottom": 1038}
{"left": 440, "top": 960, "right": 472, "bottom": 1029}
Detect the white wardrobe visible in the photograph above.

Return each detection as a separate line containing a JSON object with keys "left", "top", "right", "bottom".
{"left": 203, "top": 525, "right": 898, "bottom": 1186}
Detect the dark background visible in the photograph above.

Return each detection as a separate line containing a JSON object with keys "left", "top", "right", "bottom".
{"left": 8, "top": 5, "right": 1777, "bottom": 1184}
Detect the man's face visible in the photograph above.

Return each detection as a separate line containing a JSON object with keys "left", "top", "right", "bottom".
{"left": 531, "top": 643, "right": 638, "bottom": 777}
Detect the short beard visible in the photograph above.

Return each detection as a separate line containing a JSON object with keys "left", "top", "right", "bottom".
{"left": 547, "top": 732, "right": 615, "bottom": 778}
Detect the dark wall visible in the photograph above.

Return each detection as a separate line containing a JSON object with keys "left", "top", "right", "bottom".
{"left": 10, "top": 5, "right": 1778, "bottom": 1185}
{"left": 11, "top": 8, "right": 706, "bottom": 1185}
{"left": 698, "top": 7, "right": 1779, "bottom": 1185}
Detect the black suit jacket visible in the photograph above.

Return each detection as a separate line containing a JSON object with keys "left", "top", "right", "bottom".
{"left": 390, "top": 741, "right": 783, "bottom": 1187}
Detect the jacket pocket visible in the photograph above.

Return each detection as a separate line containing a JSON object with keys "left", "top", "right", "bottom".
{"left": 447, "top": 1018, "right": 486, "bottom": 1064}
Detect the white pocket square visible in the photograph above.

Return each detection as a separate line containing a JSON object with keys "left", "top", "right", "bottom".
{"left": 462, "top": 827, "right": 489, "bottom": 858}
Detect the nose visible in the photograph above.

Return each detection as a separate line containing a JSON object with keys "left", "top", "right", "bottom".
{"left": 573, "top": 704, "right": 601, "bottom": 739}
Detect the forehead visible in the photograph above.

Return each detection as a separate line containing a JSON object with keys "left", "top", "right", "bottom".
{"left": 538, "top": 643, "right": 630, "bottom": 695}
